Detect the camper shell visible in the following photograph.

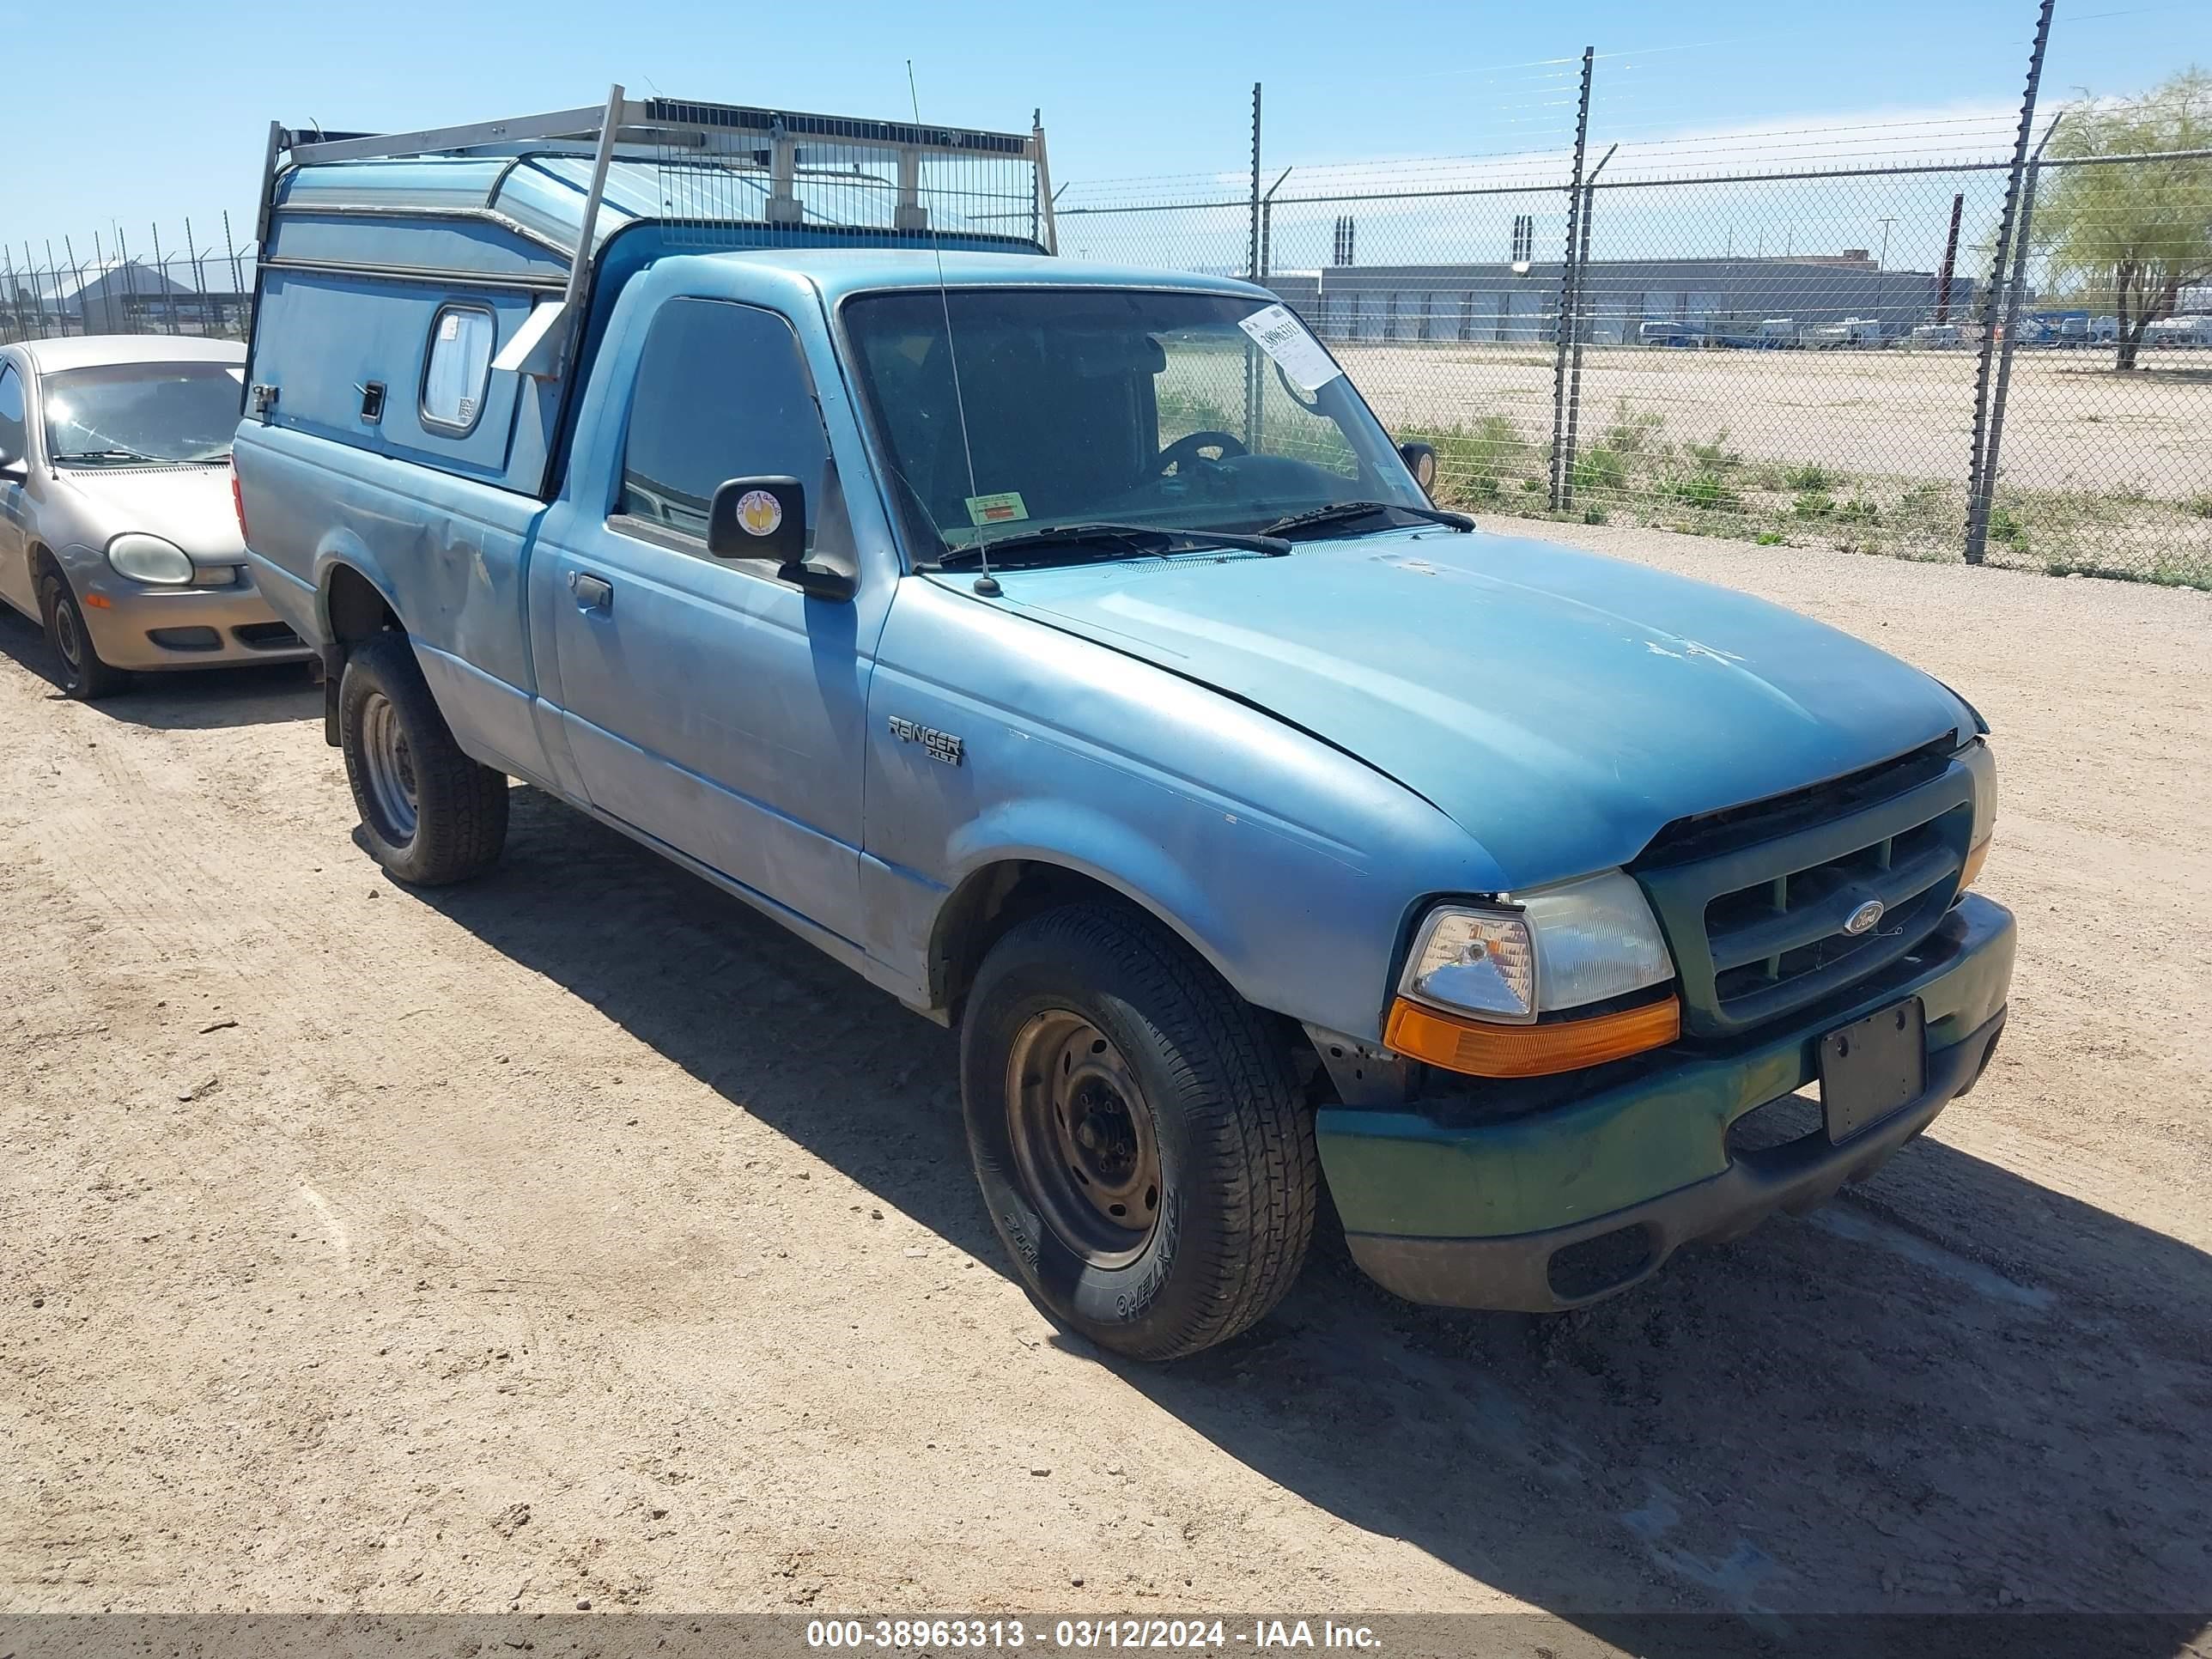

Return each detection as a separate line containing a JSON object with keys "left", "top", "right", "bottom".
{"left": 244, "top": 88, "right": 1056, "bottom": 498}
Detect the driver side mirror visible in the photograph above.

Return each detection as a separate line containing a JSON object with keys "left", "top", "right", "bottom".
{"left": 1397, "top": 441, "right": 1438, "bottom": 499}
{"left": 707, "top": 475, "right": 855, "bottom": 603}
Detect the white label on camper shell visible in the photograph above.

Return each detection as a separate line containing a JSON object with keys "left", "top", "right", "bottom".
{"left": 1237, "top": 303, "right": 1342, "bottom": 393}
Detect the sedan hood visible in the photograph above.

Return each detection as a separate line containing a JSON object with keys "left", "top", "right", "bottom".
{"left": 993, "top": 530, "right": 1973, "bottom": 885}
{"left": 57, "top": 465, "right": 245, "bottom": 563}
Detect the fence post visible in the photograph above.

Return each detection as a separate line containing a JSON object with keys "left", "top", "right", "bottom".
{"left": 1548, "top": 46, "right": 1595, "bottom": 512}
{"left": 1977, "top": 115, "right": 2064, "bottom": 564}
{"left": 1245, "top": 82, "right": 1263, "bottom": 453}
{"left": 222, "top": 212, "right": 244, "bottom": 341}
{"left": 1965, "top": 0, "right": 2054, "bottom": 564}
{"left": 150, "top": 223, "right": 174, "bottom": 335}
{"left": 64, "top": 237, "right": 82, "bottom": 337}
{"left": 1246, "top": 83, "right": 1262, "bottom": 283}
{"left": 118, "top": 228, "right": 141, "bottom": 335}
{"left": 1559, "top": 143, "right": 1617, "bottom": 516}
{"left": 3, "top": 246, "right": 24, "bottom": 343}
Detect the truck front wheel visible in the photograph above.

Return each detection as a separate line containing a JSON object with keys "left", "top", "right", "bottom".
{"left": 960, "top": 902, "right": 1318, "bottom": 1360}
{"left": 337, "top": 631, "right": 508, "bottom": 884}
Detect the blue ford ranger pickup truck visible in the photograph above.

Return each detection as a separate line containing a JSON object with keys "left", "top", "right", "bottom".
{"left": 234, "top": 94, "right": 2014, "bottom": 1359}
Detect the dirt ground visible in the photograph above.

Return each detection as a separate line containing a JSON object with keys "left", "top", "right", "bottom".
{"left": 3, "top": 526, "right": 2209, "bottom": 1639}
{"left": 1337, "top": 341, "right": 2212, "bottom": 499}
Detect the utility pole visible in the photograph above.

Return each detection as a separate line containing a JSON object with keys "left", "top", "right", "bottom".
{"left": 1876, "top": 216, "right": 1897, "bottom": 270}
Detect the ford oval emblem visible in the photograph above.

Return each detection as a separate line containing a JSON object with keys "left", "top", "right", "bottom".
{"left": 1844, "top": 898, "right": 1886, "bottom": 937}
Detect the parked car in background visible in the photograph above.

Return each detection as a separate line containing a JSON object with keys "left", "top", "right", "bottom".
{"left": 2143, "top": 314, "right": 2212, "bottom": 349}
{"left": 0, "top": 337, "right": 311, "bottom": 698}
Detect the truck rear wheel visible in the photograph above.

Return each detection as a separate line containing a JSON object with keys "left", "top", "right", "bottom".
{"left": 338, "top": 630, "right": 508, "bottom": 884}
{"left": 960, "top": 902, "right": 1318, "bottom": 1361}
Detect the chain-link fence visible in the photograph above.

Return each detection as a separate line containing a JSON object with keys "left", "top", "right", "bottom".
{"left": 1059, "top": 70, "right": 2212, "bottom": 588}
{"left": 8, "top": 56, "right": 2203, "bottom": 587}
{"left": 0, "top": 217, "right": 257, "bottom": 347}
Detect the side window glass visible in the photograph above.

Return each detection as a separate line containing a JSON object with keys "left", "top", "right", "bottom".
{"left": 421, "top": 305, "right": 496, "bottom": 434}
{"left": 0, "top": 366, "right": 26, "bottom": 461}
{"left": 617, "top": 299, "right": 827, "bottom": 548}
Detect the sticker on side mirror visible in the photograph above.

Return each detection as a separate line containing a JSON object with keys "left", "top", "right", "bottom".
{"left": 735, "top": 489, "right": 785, "bottom": 537}
{"left": 1237, "top": 303, "right": 1343, "bottom": 394}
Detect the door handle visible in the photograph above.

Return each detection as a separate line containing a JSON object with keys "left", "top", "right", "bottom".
{"left": 568, "top": 571, "right": 613, "bottom": 613}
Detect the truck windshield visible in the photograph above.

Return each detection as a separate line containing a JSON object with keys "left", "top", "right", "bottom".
{"left": 42, "top": 362, "right": 242, "bottom": 465}
{"left": 842, "top": 289, "right": 1431, "bottom": 557}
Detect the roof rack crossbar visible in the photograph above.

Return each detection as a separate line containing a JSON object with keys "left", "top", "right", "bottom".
{"left": 284, "top": 98, "right": 1038, "bottom": 168}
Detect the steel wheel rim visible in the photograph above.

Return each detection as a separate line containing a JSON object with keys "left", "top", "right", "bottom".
{"left": 52, "top": 595, "right": 83, "bottom": 675}
{"left": 1006, "top": 1009, "right": 1163, "bottom": 1267}
{"left": 359, "top": 691, "right": 419, "bottom": 844}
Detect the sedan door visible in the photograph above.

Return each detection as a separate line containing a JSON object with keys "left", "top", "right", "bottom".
{"left": 0, "top": 362, "right": 35, "bottom": 615}
{"left": 533, "top": 295, "right": 876, "bottom": 946}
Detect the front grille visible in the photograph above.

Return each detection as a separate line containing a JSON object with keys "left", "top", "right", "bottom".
{"left": 1635, "top": 757, "right": 1974, "bottom": 1036}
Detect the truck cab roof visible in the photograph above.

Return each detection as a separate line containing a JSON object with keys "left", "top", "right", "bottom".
{"left": 647, "top": 248, "right": 1271, "bottom": 305}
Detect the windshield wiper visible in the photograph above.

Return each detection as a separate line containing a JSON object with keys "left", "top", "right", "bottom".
{"left": 1261, "top": 500, "right": 1475, "bottom": 538}
{"left": 52, "top": 448, "right": 167, "bottom": 465}
{"left": 930, "top": 521, "right": 1291, "bottom": 569}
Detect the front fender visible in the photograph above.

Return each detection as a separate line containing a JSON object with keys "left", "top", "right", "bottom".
{"left": 942, "top": 799, "right": 1251, "bottom": 994}
{"left": 867, "top": 576, "right": 1509, "bottom": 1041}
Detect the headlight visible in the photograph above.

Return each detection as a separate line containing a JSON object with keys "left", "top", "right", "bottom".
{"left": 1960, "top": 738, "right": 1996, "bottom": 889}
{"left": 106, "top": 533, "right": 196, "bottom": 586}
{"left": 1401, "top": 870, "right": 1674, "bottom": 1023}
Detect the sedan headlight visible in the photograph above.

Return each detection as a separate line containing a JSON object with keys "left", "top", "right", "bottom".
{"left": 1960, "top": 738, "right": 1996, "bottom": 890}
{"left": 1401, "top": 870, "right": 1674, "bottom": 1024}
{"left": 106, "top": 532, "right": 196, "bottom": 586}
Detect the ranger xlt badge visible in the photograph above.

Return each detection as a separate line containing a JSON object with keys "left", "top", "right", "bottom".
{"left": 888, "top": 715, "right": 964, "bottom": 766}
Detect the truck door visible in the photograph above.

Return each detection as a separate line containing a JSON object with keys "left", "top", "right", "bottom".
{"left": 534, "top": 296, "right": 872, "bottom": 944}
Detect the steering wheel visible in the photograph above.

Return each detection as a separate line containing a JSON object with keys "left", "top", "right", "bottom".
{"left": 1156, "top": 429, "right": 1249, "bottom": 475}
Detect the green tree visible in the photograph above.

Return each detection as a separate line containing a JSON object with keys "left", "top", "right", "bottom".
{"left": 2039, "top": 69, "right": 2212, "bottom": 370}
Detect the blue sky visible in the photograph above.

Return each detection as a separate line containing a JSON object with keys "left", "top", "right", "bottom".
{"left": 0, "top": 0, "right": 2197, "bottom": 258}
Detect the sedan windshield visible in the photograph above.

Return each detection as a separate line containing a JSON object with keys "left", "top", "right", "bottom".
{"left": 43, "top": 362, "right": 242, "bottom": 465}
{"left": 842, "top": 289, "right": 1432, "bottom": 558}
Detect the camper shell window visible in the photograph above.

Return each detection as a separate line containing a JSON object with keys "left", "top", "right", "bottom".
{"left": 420, "top": 304, "right": 497, "bottom": 435}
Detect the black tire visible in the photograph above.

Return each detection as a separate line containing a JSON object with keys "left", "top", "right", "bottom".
{"left": 961, "top": 902, "right": 1318, "bottom": 1361}
{"left": 337, "top": 629, "right": 508, "bottom": 884}
{"left": 37, "top": 568, "right": 126, "bottom": 701}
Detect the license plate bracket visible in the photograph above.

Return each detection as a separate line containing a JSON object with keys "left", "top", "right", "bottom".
{"left": 1820, "top": 997, "right": 1927, "bottom": 1144}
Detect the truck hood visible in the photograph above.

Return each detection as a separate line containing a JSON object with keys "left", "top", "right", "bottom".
{"left": 55, "top": 465, "right": 246, "bottom": 563}
{"left": 993, "top": 530, "right": 1973, "bottom": 884}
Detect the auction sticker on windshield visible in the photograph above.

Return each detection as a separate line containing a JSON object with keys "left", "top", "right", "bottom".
{"left": 1237, "top": 303, "right": 1343, "bottom": 393}
{"left": 965, "top": 491, "right": 1030, "bottom": 527}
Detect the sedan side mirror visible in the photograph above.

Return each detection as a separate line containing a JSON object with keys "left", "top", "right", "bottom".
{"left": 1397, "top": 441, "right": 1439, "bottom": 498}
{"left": 707, "top": 475, "right": 856, "bottom": 603}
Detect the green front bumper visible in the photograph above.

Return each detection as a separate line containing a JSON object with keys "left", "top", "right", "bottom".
{"left": 1319, "top": 893, "right": 2015, "bottom": 1310}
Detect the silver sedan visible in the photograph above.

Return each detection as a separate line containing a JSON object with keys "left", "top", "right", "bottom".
{"left": 0, "top": 336, "right": 313, "bottom": 699}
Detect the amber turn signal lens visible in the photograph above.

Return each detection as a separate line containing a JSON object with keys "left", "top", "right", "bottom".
{"left": 1385, "top": 994, "right": 1680, "bottom": 1079}
{"left": 1960, "top": 836, "right": 1990, "bottom": 892}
